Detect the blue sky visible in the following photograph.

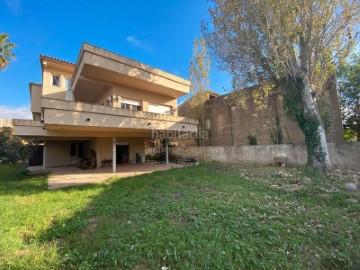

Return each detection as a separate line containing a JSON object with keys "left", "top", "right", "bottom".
{"left": 0, "top": 0, "right": 231, "bottom": 119}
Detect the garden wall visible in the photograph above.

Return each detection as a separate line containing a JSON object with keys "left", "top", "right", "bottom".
{"left": 169, "top": 142, "right": 360, "bottom": 170}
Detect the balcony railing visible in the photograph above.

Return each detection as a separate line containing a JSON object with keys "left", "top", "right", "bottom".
{"left": 42, "top": 98, "right": 198, "bottom": 124}
{"left": 12, "top": 119, "right": 43, "bottom": 126}
{"left": 0, "top": 119, "right": 14, "bottom": 127}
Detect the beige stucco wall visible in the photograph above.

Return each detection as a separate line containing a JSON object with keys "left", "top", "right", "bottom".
{"left": 44, "top": 108, "right": 196, "bottom": 132}
{"left": 42, "top": 66, "right": 73, "bottom": 100}
{"left": 92, "top": 137, "right": 111, "bottom": 167}
{"left": 0, "top": 119, "right": 13, "bottom": 129}
{"left": 94, "top": 85, "right": 177, "bottom": 115}
{"left": 91, "top": 137, "right": 145, "bottom": 167}
{"left": 46, "top": 140, "right": 82, "bottom": 167}
{"left": 30, "top": 84, "right": 42, "bottom": 114}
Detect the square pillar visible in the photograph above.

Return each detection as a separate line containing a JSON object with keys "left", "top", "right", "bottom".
{"left": 112, "top": 137, "right": 116, "bottom": 173}
{"left": 42, "top": 141, "right": 46, "bottom": 170}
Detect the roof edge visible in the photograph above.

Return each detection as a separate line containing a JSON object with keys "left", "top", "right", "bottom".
{"left": 40, "top": 55, "right": 75, "bottom": 66}
{"left": 81, "top": 42, "right": 191, "bottom": 86}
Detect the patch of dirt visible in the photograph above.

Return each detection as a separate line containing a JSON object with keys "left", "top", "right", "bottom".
{"left": 169, "top": 215, "right": 191, "bottom": 226}
{"left": 81, "top": 217, "right": 99, "bottom": 239}
{"left": 211, "top": 164, "right": 360, "bottom": 194}
{"left": 170, "top": 192, "right": 182, "bottom": 200}
{"left": 19, "top": 229, "right": 35, "bottom": 245}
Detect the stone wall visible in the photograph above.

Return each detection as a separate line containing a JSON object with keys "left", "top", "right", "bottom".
{"left": 169, "top": 142, "right": 360, "bottom": 171}
{"left": 203, "top": 86, "right": 343, "bottom": 146}
{"left": 204, "top": 91, "right": 304, "bottom": 145}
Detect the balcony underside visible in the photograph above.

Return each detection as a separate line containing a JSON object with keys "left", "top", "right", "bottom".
{"left": 13, "top": 124, "right": 156, "bottom": 138}
{"left": 13, "top": 98, "right": 198, "bottom": 138}
{"left": 72, "top": 44, "right": 191, "bottom": 102}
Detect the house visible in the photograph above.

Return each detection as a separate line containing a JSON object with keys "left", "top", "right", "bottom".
{"left": 0, "top": 119, "right": 13, "bottom": 130}
{"left": 12, "top": 43, "right": 198, "bottom": 171}
{"left": 178, "top": 78, "right": 343, "bottom": 146}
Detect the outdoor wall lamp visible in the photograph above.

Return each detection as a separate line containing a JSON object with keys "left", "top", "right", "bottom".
{"left": 86, "top": 118, "right": 91, "bottom": 122}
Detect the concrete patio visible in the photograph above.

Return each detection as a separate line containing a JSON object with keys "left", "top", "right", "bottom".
{"left": 47, "top": 162, "right": 183, "bottom": 190}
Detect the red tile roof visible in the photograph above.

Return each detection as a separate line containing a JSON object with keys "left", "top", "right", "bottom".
{"left": 40, "top": 55, "right": 75, "bottom": 65}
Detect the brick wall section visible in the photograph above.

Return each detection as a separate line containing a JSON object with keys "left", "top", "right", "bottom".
{"left": 177, "top": 101, "right": 192, "bottom": 119}
{"left": 203, "top": 84, "right": 342, "bottom": 146}
{"left": 322, "top": 75, "right": 344, "bottom": 143}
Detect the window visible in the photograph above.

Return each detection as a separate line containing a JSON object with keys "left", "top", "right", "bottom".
{"left": 64, "top": 77, "right": 71, "bottom": 89}
{"left": 132, "top": 105, "right": 142, "bottom": 111}
{"left": 121, "top": 98, "right": 141, "bottom": 111}
{"left": 121, "top": 103, "right": 130, "bottom": 109}
{"left": 78, "top": 143, "right": 84, "bottom": 158}
{"left": 148, "top": 103, "right": 171, "bottom": 115}
{"left": 70, "top": 143, "right": 76, "bottom": 156}
{"left": 52, "top": 75, "right": 60, "bottom": 87}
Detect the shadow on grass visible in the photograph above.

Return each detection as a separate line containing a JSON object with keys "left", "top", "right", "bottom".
{"left": 31, "top": 164, "right": 360, "bottom": 269}
{"left": 36, "top": 168, "right": 194, "bottom": 269}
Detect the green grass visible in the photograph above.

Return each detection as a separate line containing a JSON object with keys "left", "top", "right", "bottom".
{"left": 0, "top": 164, "right": 27, "bottom": 181}
{"left": 0, "top": 163, "right": 359, "bottom": 269}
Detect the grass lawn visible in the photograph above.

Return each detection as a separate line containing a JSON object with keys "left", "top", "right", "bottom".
{"left": 0, "top": 163, "right": 359, "bottom": 269}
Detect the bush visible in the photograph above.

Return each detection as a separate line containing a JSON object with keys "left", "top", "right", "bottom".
{"left": 14, "top": 166, "right": 30, "bottom": 179}
{"left": 247, "top": 132, "right": 258, "bottom": 145}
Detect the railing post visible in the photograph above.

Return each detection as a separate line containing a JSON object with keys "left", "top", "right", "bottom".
{"left": 165, "top": 141, "right": 169, "bottom": 165}
{"left": 112, "top": 137, "right": 116, "bottom": 173}
{"left": 43, "top": 141, "right": 46, "bottom": 171}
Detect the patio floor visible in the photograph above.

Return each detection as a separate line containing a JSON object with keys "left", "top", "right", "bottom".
{"left": 47, "top": 162, "right": 183, "bottom": 190}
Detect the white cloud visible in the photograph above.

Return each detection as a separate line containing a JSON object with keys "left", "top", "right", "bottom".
{"left": 126, "top": 35, "right": 154, "bottom": 52}
{"left": 4, "top": 0, "right": 23, "bottom": 16}
{"left": 0, "top": 105, "right": 32, "bottom": 119}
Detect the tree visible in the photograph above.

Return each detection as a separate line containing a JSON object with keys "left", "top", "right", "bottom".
{"left": 337, "top": 54, "right": 360, "bottom": 141}
{"left": 0, "top": 127, "right": 36, "bottom": 164}
{"left": 188, "top": 36, "right": 211, "bottom": 146}
{"left": 0, "top": 33, "right": 16, "bottom": 70}
{"left": 203, "top": 0, "right": 360, "bottom": 171}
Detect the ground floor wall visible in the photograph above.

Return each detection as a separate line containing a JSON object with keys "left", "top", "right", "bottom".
{"left": 169, "top": 142, "right": 360, "bottom": 171}
{"left": 44, "top": 137, "right": 146, "bottom": 168}
{"left": 92, "top": 137, "right": 146, "bottom": 167}
{"left": 46, "top": 140, "right": 90, "bottom": 167}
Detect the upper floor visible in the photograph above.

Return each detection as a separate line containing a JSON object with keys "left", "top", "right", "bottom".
{"left": 30, "top": 43, "right": 192, "bottom": 122}
{"left": 14, "top": 43, "right": 197, "bottom": 136}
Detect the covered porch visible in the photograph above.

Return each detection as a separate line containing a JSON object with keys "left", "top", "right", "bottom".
{"left": 47, "top": 162, "right": 183, "bottom": 190}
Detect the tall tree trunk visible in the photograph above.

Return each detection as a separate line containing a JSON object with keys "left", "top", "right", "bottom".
{"left": 283, "top": 76, "right": 331, "bottom": 172}
{"left": 302, "top": 77, "right": 331, "bottom": 171}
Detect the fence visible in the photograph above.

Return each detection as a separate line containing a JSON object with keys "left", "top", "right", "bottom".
{"left": 169, "top": 143, "right": 360, "bottom": 170}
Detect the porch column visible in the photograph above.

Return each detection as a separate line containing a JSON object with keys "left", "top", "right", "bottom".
{"left": 112, "top": 137, "right": 116, "bottom": 173}
{"left": 43, "top": 141, "right": 46, "bottom": 171}
{"left": 165, "top": 141, "right": 169, "bottom": 165}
